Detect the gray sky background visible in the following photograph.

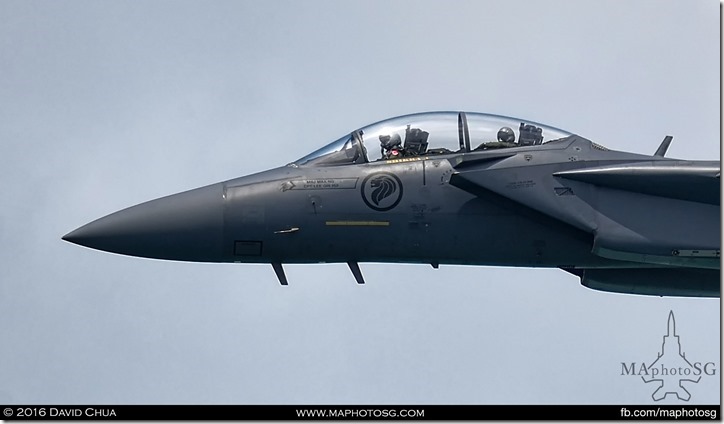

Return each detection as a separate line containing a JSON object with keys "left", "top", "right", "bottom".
{"left": 0, "top": 0, "right": 719, "bottom": 405}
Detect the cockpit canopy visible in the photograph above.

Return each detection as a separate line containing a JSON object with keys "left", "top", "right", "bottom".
{"left": 293, "top": 111, "right": 573, "bottom": 167}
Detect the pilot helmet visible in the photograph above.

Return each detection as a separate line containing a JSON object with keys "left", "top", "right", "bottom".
{"left": 497, "top": 127, "right": 515, "bottom": 143}
{"left": 379, "top": 133, "right": 402, "bottom": 150}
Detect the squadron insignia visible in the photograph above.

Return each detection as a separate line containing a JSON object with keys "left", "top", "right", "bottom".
{"left": 360, "top": 172, "right": 403, "bottom": 211}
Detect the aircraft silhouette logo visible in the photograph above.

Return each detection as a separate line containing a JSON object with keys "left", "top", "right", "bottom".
{"left": 641, "top": 311, "right": 701, "bottom": 401}
{"left": 621, "top": 311, "right": 717, "bottom": 402}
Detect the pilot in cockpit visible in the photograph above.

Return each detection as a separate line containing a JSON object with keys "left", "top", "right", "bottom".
{"left": 379, "top": 133, "right": 404, "bottom": 159}
{"left": 475, "top": 126, "right": 517, "bottom": 150}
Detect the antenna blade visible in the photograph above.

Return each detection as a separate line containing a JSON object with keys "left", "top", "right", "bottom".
{"left": 347, "top": 261, "right": 365, "bottom": 284}
{"left": 272, "top": 263, "right": 288, "bottom": 285}
{"left": 654, "top": 135, "right": 673, "bottom": 157}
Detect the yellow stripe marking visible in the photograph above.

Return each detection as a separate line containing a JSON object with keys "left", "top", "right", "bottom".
{"left": 325, "top": 221, "right": 390, "bottom": 227}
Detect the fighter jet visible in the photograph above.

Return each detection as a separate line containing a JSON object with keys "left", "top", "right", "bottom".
{"left": 63, "top": 112, "right": 720, "bottom": 297}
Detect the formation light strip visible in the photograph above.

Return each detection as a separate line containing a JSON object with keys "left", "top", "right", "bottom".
{"left": 325, "top": 221, "right": 390, "bottom": 227}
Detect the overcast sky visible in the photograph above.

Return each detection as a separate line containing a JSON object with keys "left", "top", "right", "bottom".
{"left": 0, "top": 0, "right": 719, "bottom": 405}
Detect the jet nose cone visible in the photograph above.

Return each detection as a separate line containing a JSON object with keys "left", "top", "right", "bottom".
{"left": 61, "top": 229, "right": 85, "bottom": 244}
{"left": 63, "top": 183, "right": 225, "bottom": 262}
{"left": 61, "top": 229, "right": 73, "bottom": 242}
